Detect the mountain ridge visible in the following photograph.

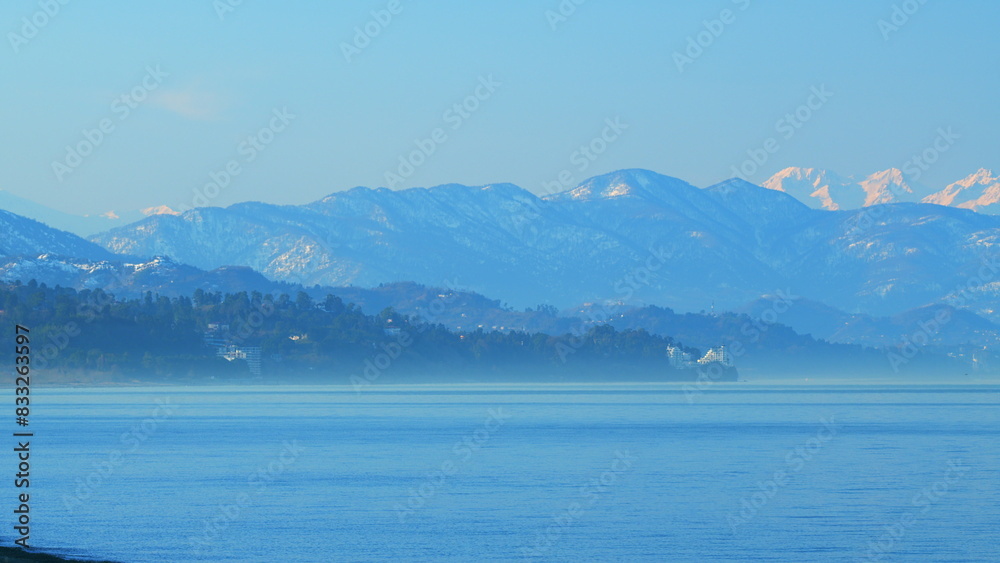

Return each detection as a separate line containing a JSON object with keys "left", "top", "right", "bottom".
{"left": 763, "top": 166, "right": 998, "bottom": 214}
{"left": 2, "top": 168, "right": 998, "bottom": 324}
{"left": 77, "top": 169, "right": 1000, "bottom": 321}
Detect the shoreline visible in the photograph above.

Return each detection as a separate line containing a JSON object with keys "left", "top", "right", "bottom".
{"left": 0, "top": 546, "right": 117, "bottom": 562}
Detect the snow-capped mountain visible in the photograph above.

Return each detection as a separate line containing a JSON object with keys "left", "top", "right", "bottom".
{"left": 922, "top": 169, "right": 1000, "bottom": 214}
{"left": 761, "top": 167, "right": 865, "bottom": 210}
{"left": 0, "top": 189, "right": 176, "bottom": 237}
{"left": 858, "top": 168, "right": 928, "bottom": 206}
{"left": 83, "top": 169, "right": 1000, "bottom": 320}
{"left": 0, "top": 254, "right": 295, "bottom": 298}
{"left": 764, "top": 166, "right": 1000, "bottom": 215}
{"left": 0, "top": 209, "right": 117, "bottom": 261}
{"left": 2, "top": 169, "right": 997, "bottom": 322}
{"left": 762, "top": 167, "right": 933, "bottom": 210}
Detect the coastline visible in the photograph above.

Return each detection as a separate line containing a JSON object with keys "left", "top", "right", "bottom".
{"left": 0, "top": 546, "right": 117, "bottom": 562}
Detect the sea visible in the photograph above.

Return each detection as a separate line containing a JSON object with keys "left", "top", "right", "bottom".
{"left": 10, "top": 383, "right": 1000, "bottom": 562}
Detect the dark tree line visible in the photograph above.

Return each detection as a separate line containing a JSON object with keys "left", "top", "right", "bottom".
{"left": 0, "top": 280, "right": 701, "bottom": 381}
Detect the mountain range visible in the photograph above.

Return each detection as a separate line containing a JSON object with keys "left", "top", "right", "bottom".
{"left": 6, "top": 167, "right": 995, "bottom": 240}
{"left": 74, "top": 169, "right": 998, "bottom": 320}
{"left": 0, "top": 189, "right": 182, "bottom": 237}
{"left": 1, "top": 169, "right": 998, "bottom": 332}
{"left": 763, "top": 167, "right": 1000, "bottom": 213}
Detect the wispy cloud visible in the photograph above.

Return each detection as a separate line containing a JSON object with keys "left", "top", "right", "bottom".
{"left": 150, "top": 88, "right": 225, "bottom": 120}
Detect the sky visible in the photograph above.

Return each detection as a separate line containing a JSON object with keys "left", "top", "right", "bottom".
{"left": 1, "top": 0, "right": 998, "bottom": 217}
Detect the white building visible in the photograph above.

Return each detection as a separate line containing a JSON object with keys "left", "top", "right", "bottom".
{"left": 698, "top": 345, "right": 734, "bottom": 367}
{"left": 219, "top": 344, "right": 262, "bottom": 377}
{"left": 666, "top": 346, "right": 695, "bottom": 369}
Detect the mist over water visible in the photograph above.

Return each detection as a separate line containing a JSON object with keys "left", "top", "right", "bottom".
{"left": 24, "top": 383, "right": 1000, "bottom": 562}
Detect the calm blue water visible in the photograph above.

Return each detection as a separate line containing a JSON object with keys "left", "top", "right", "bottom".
{"left": 7, "top": 383, "right": 1000, "bottom": 562}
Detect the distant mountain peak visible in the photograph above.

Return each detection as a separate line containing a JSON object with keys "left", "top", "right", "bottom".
{"left": 857, "top": 168, "right": 926, "bottom": 206}
{"left": 762, "top": 167, "right": 856, "bottom": 210}
{"left": 552, "top": 169, "right": 692, "bottom": 202}
{"left": 923, "top": 169, "right": 1000, "bottom": 213}
{"left": 762, "top": 166, "right": 949, "bottom": 210}
{"left": 865, "top": 167, "right": 906, "bottom": 185}
{"left": 141, "top": 205, "right": 180, "bottom": 217}
{"left": 707, "top": 177, "right": 759, "bottom": 192}
{"left": 949, "top": 168, "right": 997, "bottom": 190}
{"left": 763, "top": 167, "right": 840, "bottom": 186}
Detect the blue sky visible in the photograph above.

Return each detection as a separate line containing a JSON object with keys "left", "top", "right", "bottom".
{"left": 1, "top": 0, "right": 997, "bottom": 216}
